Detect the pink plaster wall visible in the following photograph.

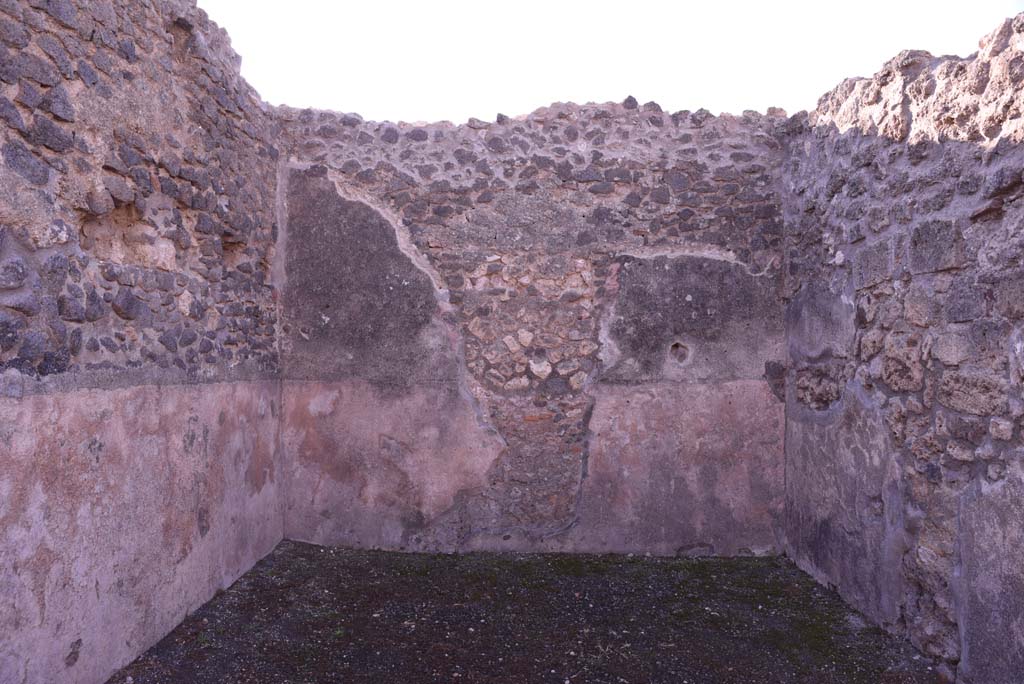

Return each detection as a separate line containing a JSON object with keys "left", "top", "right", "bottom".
{"left": 0, "top": 381, "right": 284, "bottom": 684}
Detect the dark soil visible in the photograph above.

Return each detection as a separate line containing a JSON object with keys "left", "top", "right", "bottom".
{"left": 108, "top": 541, "right": 941, "bottom": 684}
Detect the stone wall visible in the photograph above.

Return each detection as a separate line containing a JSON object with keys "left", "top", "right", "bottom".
{"left": 0, "top": 0, "right": 279, "bottom": 378}
{"left": 779, "top": 17, "right": 1024, "bottom": 684}
{"left": 0, "top": 1, "right": 283, "bottom": 683}
{"left": 275, "top": 103, "right": 788, "bottom": 555}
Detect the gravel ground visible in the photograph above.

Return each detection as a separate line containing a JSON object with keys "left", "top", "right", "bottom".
{"left": 107, "top": 541, "right": 941, "bottom": 684}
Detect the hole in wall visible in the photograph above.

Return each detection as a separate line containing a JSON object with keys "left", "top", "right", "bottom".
{"left": 669, "top": 341, "right": 689, "bottom": 364}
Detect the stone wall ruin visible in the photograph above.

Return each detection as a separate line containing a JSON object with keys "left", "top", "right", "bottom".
{"left": 0, "top": 2, "right": 1022, "bottom": 683}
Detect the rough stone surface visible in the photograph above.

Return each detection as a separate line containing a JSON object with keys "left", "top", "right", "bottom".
{"left": 779, "top": 16, "right": 1024, "bottom": 682}
{"left": 0, "top": 3, "right": 282, "bottom": 684}
{"left": 957, "top": 463, "right": 1024, "bottom": 684}
{"left": 0, "top": 0, "right": 279, "bottom": 381}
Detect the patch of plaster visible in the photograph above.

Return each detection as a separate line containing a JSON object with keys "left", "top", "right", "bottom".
{"left": 322, "top": 167, "right": 452, "bottom": 304}
{"left": 307, "top": 390, "right": 338, "bottom": 417}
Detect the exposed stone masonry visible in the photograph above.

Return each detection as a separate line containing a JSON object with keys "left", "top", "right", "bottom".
{"left": 276, "top": 104, "right": 786, "bottom": 547}
{"left": 1, "top": 3, "right": 283, "bottom": 684}
{"left": 779, "top": 19, "right": 1024, "bottom": 682}
{"left": 1, "top": 2, "right": 1022, "bottom": 684}
{"left": 0, "top": 0, "right": 278, "bottom": 385}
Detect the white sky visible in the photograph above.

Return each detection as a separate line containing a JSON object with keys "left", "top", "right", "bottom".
{"left": 198, "top": 0, "right": 1024, "bottom": 124}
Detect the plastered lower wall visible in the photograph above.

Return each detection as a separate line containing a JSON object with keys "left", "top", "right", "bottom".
{"left": 0, "top": 379, "right": 283, "bottom": 684}
{"left": 0, "top": 1, "right": 283, "bottom": 683}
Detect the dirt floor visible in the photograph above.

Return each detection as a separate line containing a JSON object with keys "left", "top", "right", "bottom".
{"left": 107, "top": 541, "right": 941, "bottom": 684}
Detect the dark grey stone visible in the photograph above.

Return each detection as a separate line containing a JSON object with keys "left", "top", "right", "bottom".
{"left": 4, "top": 290, "right": 40, "bottom": 316}
{"left": 36, "top": 34, "right": 73, "bottom": 78}
{"left": 116, "top": 38, "right": 136, "bottom": 63}
{"left": 104, "top": 174, "right": 134, "bottom": 204}
{"left": 15, "top": 79, "right": 43, "bottom": 108}
{"left": 111, "top": 287, "right": 145, "bottom": 320}
{"left": 2, "top": 139, "right": 49, "bottom": 185}
{"left": 17, "top": 330, "right": 45, "bottom": 361}
{"left": 15, "top": 52, "right": 60, "bottom": 86}
{"left": 0, "top": 308, "right": 24, "bottom": 351}
{"left": 40, "top": 0, "right": 77, "bottom": 28}
{"left": 158, "top": 329, "right": 178, "bottom": 353}
{"left": 0, "top": 44, "right": 13, "bottom": 83}
{"left": 665, "top": 169, "right": 690, "bottom": 193}
{"left": 129, "top": 167, "right": 153, "bottom": 195}
{"left": 0, "top": 17, "right": 28, "bottom": 48}
{"left": 981, "top": 165, "right": 1022, "bottom": 199}
{"left": 76, "top": 58, "right": 98, "bottom": 86}
{"left": 42, "top": 84, "right": 74, "bottom": 121}
{"left": 39, "top": 254, "right": 68, "bottom": 294}
{"left": 37, "top": 348, "right": 69, "bottom": 375}
{"left": 92, "top": 48, "right": 113, "bottom": 75}
{"left": 117, "top": 143, "right": 144, "bottom": 168}
{"left": 909, "top": 220, "right": 964, "bottom": 275}
{"left": 0, "top": 256, "right": 28, "bottom": 290}
{"left": 575, "top": 166, "right": 603, "bottom": 182}
{"left": 0, "top": 95, "right": 25, "bottom": 132}
{"left": 28, "top": 116, "right": 74, "bottom": 152}
{"left": 57, "top": 294, "right": 85, "bottom": 322}
{"left": 854, "top": 239, "right": 892, "bottom": 289}
{"left": 84, "top": 288, "right": 105, "bottom": 321}
{"left": 86, "top": 187, "right": 115, "bottom": 215}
